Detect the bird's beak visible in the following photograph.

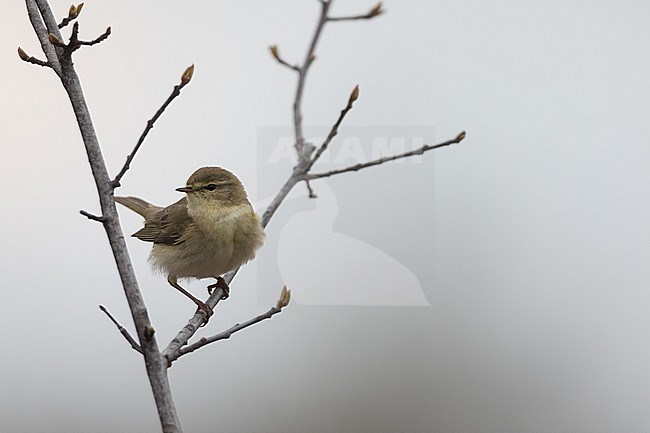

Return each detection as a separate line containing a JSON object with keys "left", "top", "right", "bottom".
{"left": 176, "top": 186, "right": 194, "bottom": 193}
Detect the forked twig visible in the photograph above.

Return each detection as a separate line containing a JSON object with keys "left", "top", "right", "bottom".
{"left": 57, "top": 3, "right": 83, "bottom": 28}
{"left": 166, "top": 287, "right": 291, "bottom": 365}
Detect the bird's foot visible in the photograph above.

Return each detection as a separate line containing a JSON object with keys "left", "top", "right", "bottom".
{"left": 207, "top": 277, "right": 230, "bottom": 300}
{"left": 195, "top": 301, "right": 214, "bottom": 327}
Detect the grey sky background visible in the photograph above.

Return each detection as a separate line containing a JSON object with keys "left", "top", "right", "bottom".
{"left": 3, "top": 0, "right": 650, "bottom": 432}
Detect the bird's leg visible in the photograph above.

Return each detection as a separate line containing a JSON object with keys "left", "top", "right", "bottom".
{"left": 207, "top": 276, "right": 230, "bottom": 300}
{"left": 167, "top": 276, "right": 213, "bottom": 323}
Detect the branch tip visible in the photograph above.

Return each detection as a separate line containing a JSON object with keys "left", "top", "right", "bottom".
{"left": 80, "top": 209, "right": 104, "bottom": 222}
{"left": 269, "top": 44, "right": 280, "bottom": 60}
{"left": 455, "top": 130, "right": 466, "bottom": 141}
{"left": 181, "top": 64, "right": 194, "bottom": 85}
{"left": 276, "top": 286, "right": 291, "bottom": 309}
{"left": 368, "top": 2, "right": 384, "bottom": 17}
{"left": 99, "top": 305, "right": 143, "bottom": 354}
{"left": 305, "top": 180, "right": 318, "bottom": 198}
{"left": 349, "top": 84, "right": 360, "bottom": 104}
{"left": 17, "top": 47, "right": 29, "bottom": 61}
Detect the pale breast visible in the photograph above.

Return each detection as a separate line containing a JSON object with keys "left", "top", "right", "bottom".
{"left": 150, "top": 203, "right": 264, "bottom": 280}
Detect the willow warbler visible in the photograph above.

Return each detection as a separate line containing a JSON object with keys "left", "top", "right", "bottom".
{"left": 115, "top": 166, "right": 265, "bottom": 318}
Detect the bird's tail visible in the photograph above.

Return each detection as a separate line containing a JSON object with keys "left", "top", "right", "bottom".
{"left": 114, "top": 196, "right": 162, "bottom": 219}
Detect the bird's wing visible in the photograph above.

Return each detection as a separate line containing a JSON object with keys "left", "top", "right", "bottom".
{"left": 132, "top": 198, "right": 192, "bottom": 245}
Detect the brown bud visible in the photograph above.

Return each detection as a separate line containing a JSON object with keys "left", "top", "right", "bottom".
{"left": 181, "top": 64, "right": 195, "bottom": 84}
{"left": 368, "top": 2, "right": 384, "bottom": 17}
{"left": 269, "top": 45, "right": 280, "bottom": 60}
{"left": 106, "top": 26, "right": 112, "bottom": 35}
{"left": 68, "top": 4, "right": 77, "bottom": 18}
{"left": 455, "top": 130, "right": 466, "bottom": 141}
{"left": 48, "top": 33, "right": 61, "bottom": 45}
{"left": 75, "top": 3, "right": 84, "bottom": 15}
{"left": 17, "top": 47, "right": 29, "bottom": 61}
{"left": 349, "top": 84, "right": 360, "bottom": 104}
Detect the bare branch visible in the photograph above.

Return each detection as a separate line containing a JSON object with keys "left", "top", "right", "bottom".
{"left": 269, "top": 45, "right": 300, "bottom": 72}
{"left": 79, "top": 209, "right": 104, "bottom": 222}
{"left": 306, "top": 131, "right": 467, "bottom": 180}
{"left": 25, "top": 1, "right": 182, "bottom": 429}
{"left": 112, "top": 65, "right": 195, "bottom": 188}
{"left": 327, "top": 1, "right": 384, "bottom": 21}
{"left": 292, "top": 0, "right": 331, "bottom": 164}
{"left": 167, "top": 287, "right": 291, "bottom": 365}
{"left": 99, "top": 305, "right": 142, "bottom": 354}
{"left": 17, "top": 47, "right": 50, "bottom": 67}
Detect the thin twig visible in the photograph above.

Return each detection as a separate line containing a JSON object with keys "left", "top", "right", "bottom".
{"left": 305, "top": 179, "right": 317, "bottom": 198}
{"left": 79, "top": 209, "right": 104, "bottom": 222}
{"left": 78, "top": 26, "right": 111, "bottom": 46}
{"left": 58, "top": 15, "right": 75, "bottom": 28}
{"left": 17, "top": 47, "right": 50, "bottom": 67}
{"left": 308, "top": 84, "right": 359, "bottom": 169}
{"left": 112, "top": 65, "right": 195, "bottom": 188}
{"left": 169, "top": 307, "right": 280, "bottom": 363}
{"left": 167, "top": 287, "right": 290, "bottom": 365}
{"left": 269, "top": 45, "right": 300, "bottom": 72}
{"left": 64, "top": 23, "right": 111, "bottom": 55}
{"left": 100, "top": 305, "right": 143, "bottom": 354}
{"left": 327, "top": 2, "right": 384, "bottom": 22}
{"left": 306, "top": 131, "right": 467, "bottom": 180}
{"left": 292, "top": 0, "right": 331, "bottom": 164}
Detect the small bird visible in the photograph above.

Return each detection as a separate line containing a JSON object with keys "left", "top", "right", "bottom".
{"left": 115, "top": 166, "right": 265, "bottom": 319}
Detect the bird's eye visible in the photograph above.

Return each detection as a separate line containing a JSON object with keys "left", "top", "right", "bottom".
{"left": 205, "top": 184, "right": 218, "bottom": 191}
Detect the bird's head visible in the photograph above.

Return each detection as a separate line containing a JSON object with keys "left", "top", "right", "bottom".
{"left": 176, "top": 166, "right": 248, "bottom": 209}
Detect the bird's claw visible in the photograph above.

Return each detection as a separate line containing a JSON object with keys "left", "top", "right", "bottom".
{"left": 207, "top": 277, "right": 230, "bottom": 300}
{"left": 195, "top": 301, "right": 214, "bottom": 327}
